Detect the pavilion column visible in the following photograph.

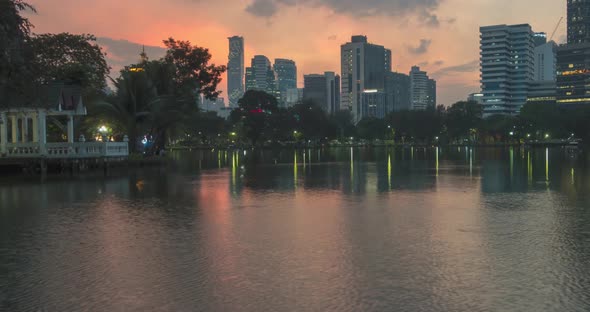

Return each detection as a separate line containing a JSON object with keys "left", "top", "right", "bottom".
{"left": 32, "top": 113, "right": 39, "bottom": 143}
{"left": 21, "top": 116, "right": 29, "bottom": 143}
{"left": 1, "top": 112, "right": 7, "bottom": 155}
{"left": 38, "top": 111, "right": 47, "bottom": 155}
{"left": 11, "top": 116, "right": 18, "bottom": 143}
{"left": 67, "top": 115, "right": 74, "bottom": 144}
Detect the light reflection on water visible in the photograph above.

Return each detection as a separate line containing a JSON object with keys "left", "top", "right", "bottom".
{"left": 1, "top": 147, "right": 590, "bottom": 311}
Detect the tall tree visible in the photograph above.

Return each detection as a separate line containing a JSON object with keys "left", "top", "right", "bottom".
{"left": 162, "top": 37, "right": 226, "bottom": 100}
{"left": 446, "top": 101, "right": 482, "bottom": 142}
{"left": 291, "top": 99, "right": 334, "bottom": 141}
{"left": 28, "top": 33, "right": 109, "bottom": 93}
{"left": 230, "top": 90, "right": 279, "bottom": 145}
{"left": 0, "top": 0, "right": 35, "bottom": 106}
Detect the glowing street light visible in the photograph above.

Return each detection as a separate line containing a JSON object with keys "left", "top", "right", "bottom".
{"left": 545, "top": 133, "right": 550, "bottom": 139}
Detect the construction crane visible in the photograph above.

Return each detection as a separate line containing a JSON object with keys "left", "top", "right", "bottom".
{"left": 550, "top": 17, "right": 564, "bottom": 42}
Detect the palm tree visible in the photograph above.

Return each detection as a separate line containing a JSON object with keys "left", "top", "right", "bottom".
{"left": 88, "top": 68, "right": 157, "bottom": 152}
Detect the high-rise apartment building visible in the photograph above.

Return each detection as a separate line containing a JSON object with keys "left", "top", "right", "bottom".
{"left": 409, "top": 66, "right": 430, "bottom": 111}
{"left": 568, "top": 0, "right": 590, "bottom": 44}
{"left": 341, "top": 35, "right": 392, "bottom": 122}
{"left": 273, "top": 59, "right": 297, "bottom": 105}
{"left": 227, "top": 36, "right": 244, "bottom": 107}
{"left": 480, "top": 24, "right": 535, "bottom": 116}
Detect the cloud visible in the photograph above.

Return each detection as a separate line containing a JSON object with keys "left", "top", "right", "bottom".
{"left": 433, "top": 60, "right": 444, "bottom": 66}
{"left": 408, "top": 39, "right": 432, "bottom": 55}
{"left": 431, "top": 60, "right": 479, "bottom": 79}
{"left": 97, "top": 37, "right": 166, "bottom": 75}
{"left": 245, "top": 0, "right": 278, "bottom": 17}
{"left": 244, "top": 0, "right": 442, "bottom": 25}
{"left": 327, "top": 35, "right": 337, "bottom": 40}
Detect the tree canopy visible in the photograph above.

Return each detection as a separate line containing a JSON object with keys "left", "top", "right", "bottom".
{"left": 28, "top": 33, "right": 109, "bottom": 93}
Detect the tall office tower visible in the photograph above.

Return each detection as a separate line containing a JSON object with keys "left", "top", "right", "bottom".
{"left": 227, "top": 36, "right": 244, "bottom": 107}
{"left": 568, "top": 0, "right": 590, "bottom": 44}
{"left": 534, "top": 41, "right": 557, "bottom": 81}
{"left": 409, "top": 66, "right": 430, "bottom": 110}
{"left": 325, "top": 72, "right": 341, "bottom": 114}
{"left": 303, "top": 72, "right": 340, "bottom": 114}
{"left": 273, "top": 59, "right": 297, "bottom": 106}
{"left": 385, "top": 72, "right": 411, "bottom": 112}
{"left": 341, "top": 35, "right": 392, "bottom": 122}
{"left": 534, "top": 32, "right": 548, "bottom": 47}
{"left": 427, "top": 78, "right": 437, "bottom": 108}
{"left": 245, "top": 67, "right": 255, "bottom": 92}
{"left": 361, "top": 90, "right": 387, "bottom": 119}
{"left": 245, "top": 55, "right": 277, "bottom": 97}
{"left": 285, "top": 88, "right": 303, "bottom": 107}
{"left": 556, "top": 43, "right": 590, "bottom": 106}
{"left": 480, "top": 24, "right": 535, "bottom": 116}
{"left": 303, "top": 74, "right": 327, "bottom": 108}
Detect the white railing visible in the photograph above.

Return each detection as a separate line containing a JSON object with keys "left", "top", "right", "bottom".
{"left": 3, "top": 142, "right": 128, "bottom": 159}
{"left": 6, "top": 143, "right": 41, "bottom": 157}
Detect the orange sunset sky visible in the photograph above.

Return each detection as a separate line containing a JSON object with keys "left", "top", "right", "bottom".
{"left": 26, "top": 0, "right": 566, "bottom": 105}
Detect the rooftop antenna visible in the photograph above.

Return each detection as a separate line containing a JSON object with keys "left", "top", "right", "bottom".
{"left": 140, "top": 45, "right": 148, "bottom": 62}
{"left": 550, "top": 17, "right": 564, "bottom": 42}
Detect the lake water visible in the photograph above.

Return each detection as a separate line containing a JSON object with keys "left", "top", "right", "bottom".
{"left": 1, "top": 147, "right": 590, "bottom": 311}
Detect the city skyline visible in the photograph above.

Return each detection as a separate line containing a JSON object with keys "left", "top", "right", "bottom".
{"left": 25, "top": 0, "right": 566, "bottom": 106}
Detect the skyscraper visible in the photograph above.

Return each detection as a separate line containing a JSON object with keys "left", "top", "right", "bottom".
{"left": 557, "top": 0, "right": 590, "bottom": 106}
{"left": 325, "top": 72, "right": 341, "bottom": 114}
{"left": 534, "top": 41, "right": 557, "bottom": 81}
{"left": 556, "top": 44, "right": 590, "bottom": 106}
{"left": 533, "top": 32, "right": 547, "bottom": 47}
{"left": 568, "top": 0, "right": 590, "bottom": 44}
{"left": 303, "top": 74, "right": 327, "bottom": 107}
{"left": 303, "top": 72, "right": 340, "bottom": 114}
{"left": 385, "top": 72, "right": 411, "bottom": 112}
{"left": 480, "top": 24, "right": 535, "bottom": 116}
{"left": 245, "top": 55, "right": 278, "bottom": 99}
{"left": 409, "top": 66, "right": 430, "bottom": 111}
{"left": 427, "top": 78, "right": 437, "bottom": 108}
{"left": 227, "top": 36, "right": 244, "bottom": 107}
{"left": 341, "top": 35, "right": 391, "bottom": 122}
{"left": 273, "top": 59, "right": 297, "bottom": 105}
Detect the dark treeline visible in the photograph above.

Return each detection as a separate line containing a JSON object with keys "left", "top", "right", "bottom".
{"left": 206, "top": 91, "right": 590, "bottom": 147}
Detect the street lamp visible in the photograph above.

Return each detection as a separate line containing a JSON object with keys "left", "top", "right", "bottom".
{"left": 98, "top": 125, "right": 108, "bottom": 142}
{"left": 545, "top": 133, "right": 550, "bottom": 139}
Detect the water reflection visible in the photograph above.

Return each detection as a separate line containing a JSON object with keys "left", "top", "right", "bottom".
{"left": 1, "top": 147, "right": 590, "bottom": 311}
